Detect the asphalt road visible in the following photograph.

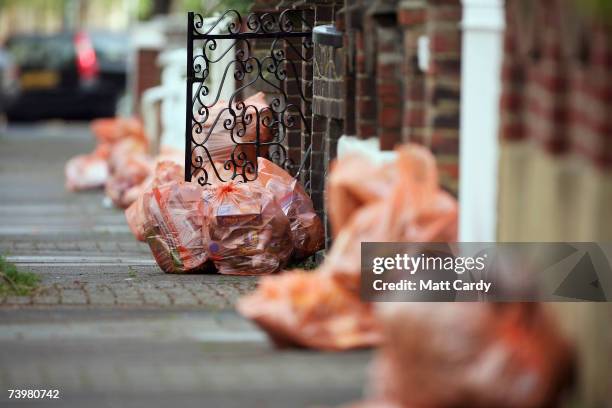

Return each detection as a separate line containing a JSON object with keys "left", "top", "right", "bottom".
{"left": 0, "top": 122, "right": 370, "bottom": 408}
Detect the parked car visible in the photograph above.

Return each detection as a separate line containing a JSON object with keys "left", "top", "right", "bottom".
{"left": 3, "top": 31, "right": 128, "bottom": 121}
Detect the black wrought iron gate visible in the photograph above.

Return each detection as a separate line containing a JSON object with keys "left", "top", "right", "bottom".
{"left": 185, "top": 9, "right": 313, "bottom": 186}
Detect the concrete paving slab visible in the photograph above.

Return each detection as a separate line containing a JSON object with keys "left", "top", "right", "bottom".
{"left": 0, "top": 309, "right": 371, "bottom": 407}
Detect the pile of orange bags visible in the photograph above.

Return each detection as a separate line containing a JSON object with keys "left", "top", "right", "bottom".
{"left": 126, "top": 158, "right": 322, "bottom": 275}
{"left": 65, "top": 116, "right": 185, "bottom": 210}
{"left": 140, "top": 180, "right": 293, "bottom": 275}
{"left": 238, "top": 144, "right": 459, "bottom": 350}
{"left": 65, "top": 117, "right": 148, "bottom": 192}
{"left": 351, "top": 303, "right": 575, "bottom": 408}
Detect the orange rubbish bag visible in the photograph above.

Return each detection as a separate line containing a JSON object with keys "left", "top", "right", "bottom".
{"left": 125, "top": 161, "right": 184, "bottom": 242}
{"left": 363, "top": 303, "right": 575, "bottom": 408}
{"left": 192, "top": 92, "right": 272, "bottom": 164}
{"left": 323, "top": 144, "right": 458, "bottom": 292}
{"left": 326, "top": 155, "right": 396, "bottom": 238}
{"left": 257, "top": 158, "right": 324, "bottom": 259}
{"left": 64, "top": 146, "right": 110, "bottom": 191}
{"left": 237, "top": 144, "right": 458, "bottom": 351}
{"left": 66, "top": 117, "right": 148, "bottom": 192}
{"left": 144, "top": 182, "right": 210, "bottom": 274}
{"left": 237, "top": 271, "right": 383, "bottom": 351}
{"left": 106, "top": 138, "right": 148, "bottom": 174}
{"left": 203, "top": 181, "right": 293, "bottom": 275}
{"left": 106, "top": 140, "right": 182, "bottom": 210}
{"left": 126, "top": 161, "right": 235, "bottom": 243}
{"left": 91, "top": 117, "right": 147, "bottom": 147}
{"left": 105, "top": 153, "right": 152, "bottom": 209}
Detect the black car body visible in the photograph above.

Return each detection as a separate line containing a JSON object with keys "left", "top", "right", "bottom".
{"left": 4, "top": 31, "right": 128, "bottom": 121}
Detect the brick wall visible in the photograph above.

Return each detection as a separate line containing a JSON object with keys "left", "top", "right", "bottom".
{"left": 399, "top": 0, "right": 427, "bottom": 145}
{"left": 375, "top": 13, "right": 404, "bottom": 150}
{"left": 500, "top": 0, "right": 612, "bottom": 169}
{"left": 425, "top": 0, "right": 462, "bottom": 193}
{"left": 310, "top": 0, "right": 462, "bottom": 196}
{"left": 245, "top": 0, "right": 463, "bottom": 243}
{"left": 355, "top": 28, "right": 377, "bottom": 139}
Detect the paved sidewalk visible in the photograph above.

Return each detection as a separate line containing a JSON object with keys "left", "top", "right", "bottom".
{"left": 0, "top": 123, "right": 370, "bottom": 407}
{"left": 0, "top": 123, "right": 257, "bottom": 308}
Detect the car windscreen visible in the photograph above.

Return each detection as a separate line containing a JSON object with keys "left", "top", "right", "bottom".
{"left": 7, "top": 35, "right": 75, "bottom": 70}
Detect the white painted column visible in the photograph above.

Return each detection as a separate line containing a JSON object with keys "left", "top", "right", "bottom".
{"left": 459, "top": 0, "right": 505, "bottom": 242}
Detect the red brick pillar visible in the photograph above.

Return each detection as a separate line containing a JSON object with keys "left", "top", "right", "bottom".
{"left": 425, "top": 0, "right": 462, "bottom": 194}
{"left": 355, "top": 28, "right": 377, "bottom": 139}
{"left": 310, "top": 0, "right": 345, "bottom": 241}
{"left": 375, "top": 22, "right": 403, "bottom": 150}
{"left": 399, "top": 0, "right": 427, "bottom": 145}
{"left": 337, "top": 7, "right": 356, "bottom": 136}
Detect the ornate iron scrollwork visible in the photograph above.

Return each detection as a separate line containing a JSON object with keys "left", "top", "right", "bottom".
{"left": 185, "top": 9, "right": 313, "bottom": 186}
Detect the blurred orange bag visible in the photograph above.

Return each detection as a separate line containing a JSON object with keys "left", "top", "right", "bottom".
{"left": 105, "top": 154, "right": 152, "bottom": 209}
{"left": 323, "top": 145, "right": 458, "bottom": 292}
{"left": 106, "top": 141, "right": 182, "bottom": 209}
{"left": 257, "top": 158, "right": 324, "bottom": 259}
{"left": 66, "top": 117, "right": 148, "bottom": 192}
{"left": 91, "top": 117, "right": 147, "bottom": 147}
{"left": 125, "top": 161, "right": 184, "bottom": 241}
{"left": 107, "top": 138, "right": 148, "bottom": 174}
{"left": 238, "top": 271, "right": 382, "bottom": 351}
{"left": 203, "top": 181, "right": 293, "bottom": 275}
{"left": 64, "top": 147, "right": 109, "bottom": 191}
{"left": 363, "top": 303, "right": 575, "bottom": 408}
{"left": 326, "top": 156, "right": 396, "bottom": 238}
{"left": 144, "top": 182, "right": 210, "bottom": 274}
{"left": 238, "top": 144, "right": 458, "bottom": 351}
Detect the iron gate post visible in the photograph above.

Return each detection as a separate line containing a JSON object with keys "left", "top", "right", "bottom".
{"left": 185, "top": 11, "right": 194, "bottom": 182}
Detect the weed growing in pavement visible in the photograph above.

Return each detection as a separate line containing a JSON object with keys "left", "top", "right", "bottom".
{"left": 127, "top": 266, "right": 138, "bottom": 278}
{"left": 0, "top": 255, "right": 40, "bottom": 296}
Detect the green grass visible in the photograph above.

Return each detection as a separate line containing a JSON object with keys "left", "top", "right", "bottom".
{"left": 0, "top": 255, "right": 40, "bottom": 296}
